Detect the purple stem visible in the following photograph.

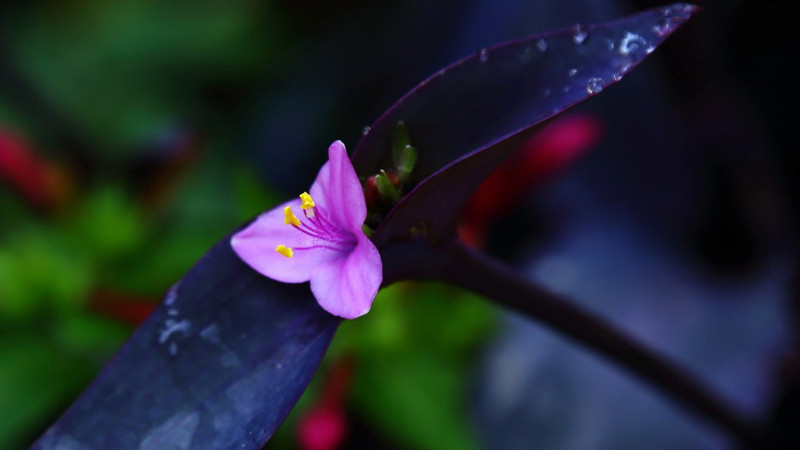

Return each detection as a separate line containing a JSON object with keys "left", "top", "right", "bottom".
{"left": 381, "top": 239, "right": 764, "bottom": 447}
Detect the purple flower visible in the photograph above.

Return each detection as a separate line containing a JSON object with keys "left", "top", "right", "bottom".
{"left": 231, "top": 141, "right": 382, "bottom": 319}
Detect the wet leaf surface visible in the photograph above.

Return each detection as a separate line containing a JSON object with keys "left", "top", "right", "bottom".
{"left": 356, "top": 4, "right": 697, "bottom": 246}
{"left": 31, "top": 5, "right": 698, "bottom": 449}
{"left": 33, "top": 234, "right": 340, "bottom": 450}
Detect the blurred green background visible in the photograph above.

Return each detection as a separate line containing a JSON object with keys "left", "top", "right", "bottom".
{"left": 0, "top": 1, "right": 497, "bottom": 449}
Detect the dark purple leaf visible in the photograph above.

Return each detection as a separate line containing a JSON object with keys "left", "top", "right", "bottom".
{"left": 33, "top": 235, "right": 340, "bottom": 450}
{"left": 352, "top": 4, "right": 697, "bottom": 246}
{"left": 32, "top": 6, "right": 699, "bottom": 449}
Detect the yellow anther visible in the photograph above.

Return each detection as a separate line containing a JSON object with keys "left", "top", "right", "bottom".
{"left": 299, "top": 192, "right": 315, "bottom": 210}
{"left": 284, "top": 206, "right": 301, "bottom": 226}
{"left": 275, "top": 245, "right": 293, "bottom": 258}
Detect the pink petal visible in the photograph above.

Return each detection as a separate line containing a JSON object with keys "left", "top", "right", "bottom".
{"left": 309, "top": 141, "right": 366, "bottom": 233}
{"left": 310, "top": 234, "right": 382, "bottom": 319}
{"left": 231, "top": 199, "right": 341, "bottom": 283}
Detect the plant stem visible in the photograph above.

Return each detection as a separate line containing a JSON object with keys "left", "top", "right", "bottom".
{"left": 381, "top": 239, "right": 763, "bottom": 446}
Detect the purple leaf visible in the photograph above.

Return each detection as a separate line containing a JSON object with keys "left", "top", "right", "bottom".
{"left": 32, "top": 6, "right": 699, "bottom": 449}
{"left": 350, "top": 4, "right": 698, "bottom": 246}
{"left": 33, "top": 235, "right": 340, "bottom": 450}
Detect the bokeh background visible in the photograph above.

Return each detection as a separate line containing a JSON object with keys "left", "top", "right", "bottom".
{"left": 1, "top": 0, "right": 797, "bottom": 449}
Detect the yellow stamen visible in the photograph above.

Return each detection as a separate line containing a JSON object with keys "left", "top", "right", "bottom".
{"left": 275, "top": 245, "right": 293, "bottom": 258}
{"left": 284, "top": 206, "right": 301, "bottom": 226}
{"left": 299, "top": 192, "right": 315, "bottom": 209}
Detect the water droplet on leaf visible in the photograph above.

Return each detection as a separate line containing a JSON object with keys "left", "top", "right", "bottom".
{"left": 650, "top": 4, "right": 695, "bottom": 36}
{"left": 619, "top": 32, "right": 647, "bottom": 56}
{"left": 536, "top": 38, "right": 548, "bottom": 52}
{"left": 586, "top": 77, "right": 604, "bottom": 95}
{"left": 571, "top": 24, "right": 588, "bottom": 44}
{"left": 478, "top": 48, "right": 489, "bottom": 63}
{"left": 652, "top": 17, "right": 676, "bottom": 36}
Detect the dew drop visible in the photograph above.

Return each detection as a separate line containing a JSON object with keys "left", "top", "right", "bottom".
{"left": 568, "top": 68, "right": 578, "bottom": 77}
{"left": 619, "top": 32, "right": 647, "bottom": 56}
{"left": 662, "top": 3, "right": 695, "bottom": 17}
{"left": 652, "top": 18, "right": 677, "bottom": 36}
{"left": 653, "top": 4, "right": 695, "bottom": 35}
{"left": 536, "top": 38, "right": 548, "bottom": 52}
{"left": 478, "top": 48, "right": 489, "bottom": 63}
{"left": 159, "top": 318, "right": 191, "bottom": 344}
{"left": 362, "top": 126, "right": 371, "bottom": 136}
{"left": 612, "top": 72, "right": 623, "bottom": 82}
{"left": 586, "top": 77, "right": 604, "bottom": 95}
{"left": 571, "top": 24, "right": 588, "bottom": 45}
{"left": 164, "top": 282, "right": 180, "bottom": 305}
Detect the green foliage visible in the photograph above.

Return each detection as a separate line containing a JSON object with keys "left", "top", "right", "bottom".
{"left": 107, "top": 152, "right": 278, "bottom": 294}
{"left": 0, "top": 228, "right": 93, "bottom": 318}
{"left": 0, "top": 2, "right": 289, "bottom": 447}
{"left": 334, "top": 283, "right": 496, "bottom": 450}
{"left": 267, "top": 283, "right": 497, "bottom": 450}
{"left": 376, "top": 170, "right": 400, "bottom": 203}
{"left": 0, "top": 337, "right": 89, "bottom": 450}
{"left": 353, "top": 352, "right": 481, "bottom": 450}
{"left": 3, "top": 0, "right": 286, "bottom": 154}
{"left": 0, "top": 154, "right": 276, "bottom": 449}
{"left": 0, "top": 2, "right": 499, "bottom": 448}
{"left": 50, "top": 313, "right": 132, "bottom": 364}
{"left": 66, "top": 187, "right": 148, "bottom": 261}
{"left": 392, "top": 122, "right": 418, "bottom": 182}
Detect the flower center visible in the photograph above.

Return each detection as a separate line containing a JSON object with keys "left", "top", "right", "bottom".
{"left": 275, "top": 192, "right": 357, "bottom": 258}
